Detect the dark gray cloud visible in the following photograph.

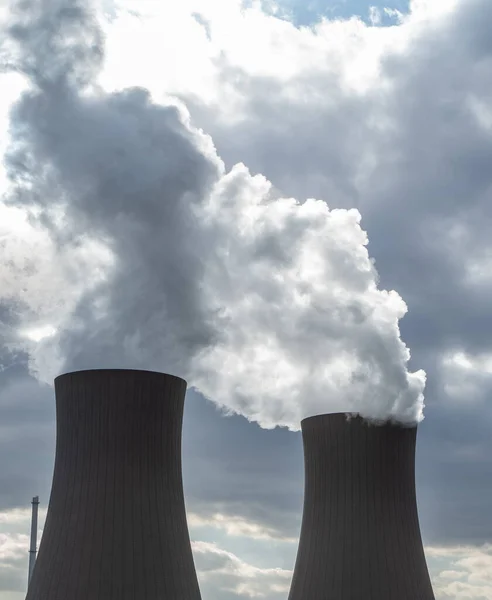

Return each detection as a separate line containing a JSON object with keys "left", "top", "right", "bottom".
{"left": 4, "top": 0, "right": 103, "bottom": 88}
{"left": 0, "top": 367, "right": 54, "bottom": 510}
{"left": 183, "top": 390, "right": 304, "bottom": 540}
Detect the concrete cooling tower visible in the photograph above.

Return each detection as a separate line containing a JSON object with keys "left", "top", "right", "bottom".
{"left": 26, "top": 369, "right": 201, "bottom": 600}
{"left": 288, "top": 413, "right": 435, "bottom": 600}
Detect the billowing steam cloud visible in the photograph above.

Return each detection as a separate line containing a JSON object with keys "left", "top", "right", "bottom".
{"left": 0, "top": 0, "right": 426, "bottom": 428}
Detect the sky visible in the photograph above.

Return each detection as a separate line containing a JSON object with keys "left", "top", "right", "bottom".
{"left": 1, "top": 0, "right": 492, "bottom": 598}
{"left": 261, "top": 0, "right": 409, "bottom": 25}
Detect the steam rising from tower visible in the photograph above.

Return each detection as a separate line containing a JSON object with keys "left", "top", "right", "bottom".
{"left": 2, "top": 0, "right": 427, "bottom": 432}
{"left": 26, "top": 369, "right": 201, "bottom": 600}
{"left": 288, "top": 413, "right": 435, "bottom": 600}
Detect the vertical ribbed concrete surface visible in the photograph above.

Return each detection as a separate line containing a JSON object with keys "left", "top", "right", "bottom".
{"left": 288, "top": 413, "right": 435, "bottom": 600}
{"left": 26, "top": 369, "right": 201, "bottom": 600}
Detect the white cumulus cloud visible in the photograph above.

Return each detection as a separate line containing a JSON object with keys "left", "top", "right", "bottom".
{"left": 193, "top": 541, "right": 291, "bottom": 599}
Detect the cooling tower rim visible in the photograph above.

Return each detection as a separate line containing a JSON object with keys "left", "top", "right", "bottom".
{"left": 55, "top": 368, "right": 187, "bottom": 386}
{"left": 300, "top": 412, "right": 418, "bottom": 430}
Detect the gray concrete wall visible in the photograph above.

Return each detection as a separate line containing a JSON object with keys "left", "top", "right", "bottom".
{"left": 26, "top": 369, "right": 201, "bottom": 600}
{"left": 288, "top": 413, "right": 435, "bottom": 600}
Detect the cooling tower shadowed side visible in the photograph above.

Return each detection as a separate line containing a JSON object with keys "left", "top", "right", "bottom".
{"left": 26, "top": 369, "right": 202, "bottom": 600}
{"left": 288, "top": 413, "right": 435, "bottom": 600}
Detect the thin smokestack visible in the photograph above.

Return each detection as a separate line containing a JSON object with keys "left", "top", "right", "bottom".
{"left": 27, "top": 495, "right": 39, "bottom": 587}
{"left": 288, "top": 413, "right": 435, "bottom": 600}
{"left": 26, "top": 369, "right": 201, "bottom": 600}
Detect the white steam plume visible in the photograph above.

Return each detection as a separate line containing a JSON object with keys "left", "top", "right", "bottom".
{"left": 0, "top": 0, "right": 425, "bottom": 429}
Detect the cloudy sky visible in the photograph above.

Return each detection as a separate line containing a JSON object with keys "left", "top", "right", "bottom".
{"left": 1, "top": 0, "right": 492, "bottom": 598}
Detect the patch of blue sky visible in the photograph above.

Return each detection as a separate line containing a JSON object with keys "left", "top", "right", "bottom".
{"left": 257, "top": 0, "right": 410, "bottom": 27}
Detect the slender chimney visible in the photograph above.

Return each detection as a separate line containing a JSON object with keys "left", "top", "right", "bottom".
{"left": 27, "top": 496, "right": 39, "bottom": 587}
{"left": 26, "top": 369, "right": 202, "bottom": 600}
{"left": 288, "top": 413, "right": 435, "bottom": 600}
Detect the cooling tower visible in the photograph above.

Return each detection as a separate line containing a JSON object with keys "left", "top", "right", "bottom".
{"left": 26, "top": 369, "right": 201, "bottom": 600}
{"left": 288, "top": 413, "right": 435, "bottom": 600}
